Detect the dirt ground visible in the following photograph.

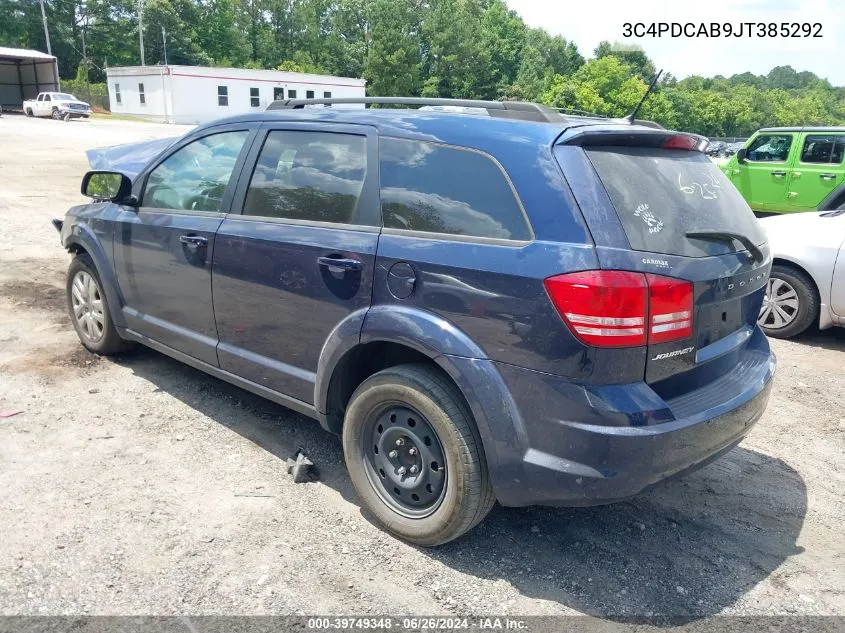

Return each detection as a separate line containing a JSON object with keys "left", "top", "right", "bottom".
{"left": 0, "top": 114, "right": 843, "bottom": 619}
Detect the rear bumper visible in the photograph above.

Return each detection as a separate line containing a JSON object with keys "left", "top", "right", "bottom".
{"left": 476, "top": 330, "right": 776, "bottom": 507}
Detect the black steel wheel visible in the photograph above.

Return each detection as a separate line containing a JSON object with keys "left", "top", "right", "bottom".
{"left": 343, "top": 364, "right": 495, "bottom": 546}
{"left": 362, "top": 403, "right": 447, "bottom": 518}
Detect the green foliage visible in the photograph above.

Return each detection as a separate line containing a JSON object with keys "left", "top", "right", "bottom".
{"left": 2, "top": 0, "right": 843, "bottom": 134}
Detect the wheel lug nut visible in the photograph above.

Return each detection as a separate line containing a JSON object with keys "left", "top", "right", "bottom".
{"left": 397, "top": 466, "right": 406, "bottom": 475}
{"left": 396, "top": 438, "right": 405, "bottom": 447}
{"left": 408, "top": 447, "right": 417, "bottom": 456}
{"left": 409, "top": 465, "right": 418, "bottom": 474}
{"left": 388, "top": 450, "right": 398, "bottom": 459}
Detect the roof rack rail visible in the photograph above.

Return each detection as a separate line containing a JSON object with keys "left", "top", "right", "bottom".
{"left": 266, "top": 96, "right": 568, "bottom": 123}
{"left": 555, "top": 107, "right": 608, "bottom": 119}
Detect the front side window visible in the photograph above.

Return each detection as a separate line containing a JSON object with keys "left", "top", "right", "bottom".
{"left": 43, "top": 94, "right": 50, "bottom": 102}
{"left": 243, "top": 130, "right": 368, "bottom": 225}
{"left": 250, "top": 87, "right": 260, "bottom": 108}
{"left": 324, "top": 91, "right": 332, "bottom": 107}
{"left": 306, "top": 90, "right": 314, "bottom": 99}
{"left": 143, "top": 131, "right": 249, "bottom": 212}
{"left": 379, "top": 138, "right": 531, "bottom": 241}
{"left": 746, "top": 134, "right": 793, "bottom": 162}
{"left": 800, "top": 134, "right": 845, "bottom": 164}
{"left": 287, "top": 89, "right": 297, "bottom": 99}
{"left": 115, "top": 83, "right": 121, "bottom": 104}
{"left": 138, "top": 83, "right": 145, "bottom": 105}
{"left": 218, "top": 85, "right": 228, "bottom": 107}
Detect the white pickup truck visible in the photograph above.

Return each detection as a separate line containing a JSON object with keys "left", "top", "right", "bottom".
{"left": 23, "top": 92, "right": 91, "bottom": 121}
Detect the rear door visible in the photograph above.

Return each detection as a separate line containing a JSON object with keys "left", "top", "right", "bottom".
{"left": 787, "top": 132, "right": 845, "bottom": 210}
{"left": 556, "top": 136, "right": 770, "bottom": 396}
{"left": 113, "top": 125, "right": 255, "bottom": 365}
{"left": 729, "top": 132, "right": 797, "bottom": 212}
{"left": 211, "top": 122, "right": 379, "bottom": 405}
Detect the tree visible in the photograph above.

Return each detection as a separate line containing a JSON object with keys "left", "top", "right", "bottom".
{"left": 420, "top": 0, "right": 495, "bottom": 99}
{"left": 364, "top": 0, "right": 423, "bottom": 96}
{"left": 480, "top": 0, "right": 525, "bottom": 91}
{"left": 594, "top": 40, "right": 655, "bottom": 81}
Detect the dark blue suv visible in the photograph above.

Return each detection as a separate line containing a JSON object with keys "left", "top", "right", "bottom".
{"left": 55, "top": 98, "right": 776, "bottom": 546}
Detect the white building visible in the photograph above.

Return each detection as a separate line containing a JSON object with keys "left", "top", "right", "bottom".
{"left": 105, "top": 65, "right": 366, "bottom": 124}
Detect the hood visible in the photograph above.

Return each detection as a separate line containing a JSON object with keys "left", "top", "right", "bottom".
{"left": 86, "top": 137, "right": 179, "bottom": 179}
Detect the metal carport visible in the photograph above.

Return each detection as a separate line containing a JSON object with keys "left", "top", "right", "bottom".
{"left": 0, "top": 46, "right": 60, "bottom": 113}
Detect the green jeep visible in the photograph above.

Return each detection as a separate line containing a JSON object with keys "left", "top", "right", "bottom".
{"left": 722, "top": 127, "right": 845, "bottom": 213}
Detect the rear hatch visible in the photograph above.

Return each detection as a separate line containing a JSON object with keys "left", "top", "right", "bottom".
{"left": 553, "top": 129, "right": 770, "bottom": 400}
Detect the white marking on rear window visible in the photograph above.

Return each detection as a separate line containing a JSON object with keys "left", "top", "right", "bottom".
{"left": 633, "top": 203, "right": 664, "bottom": 234}
{"left": 678, "top": 171, "right": 721, "bottom": 200}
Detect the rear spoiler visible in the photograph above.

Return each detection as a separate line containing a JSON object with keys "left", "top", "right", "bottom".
{"left": 556, "top": 125, "right": 707, "bottom": 152}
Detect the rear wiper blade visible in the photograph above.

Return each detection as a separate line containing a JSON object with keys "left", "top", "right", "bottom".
{"left": 685, "top": 229, "right": 765, "bottom": 262}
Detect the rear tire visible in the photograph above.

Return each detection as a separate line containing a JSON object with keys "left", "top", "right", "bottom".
{"left": 342, "top": 364, "right": 494, "bottom": 546}
{"left": 66, "top": 254, "right": 134, "bottom": 355}
{"left": 758, "top": 264, "right": 818, "bottom": 339}
{"left": 25, "top": 108, "right": 33, "bottom": 117}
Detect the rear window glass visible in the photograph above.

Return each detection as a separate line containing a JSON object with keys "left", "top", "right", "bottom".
{"left": 379, "top": 137, "right": 531, "bottom": 241}
{"left": 585, "top": 147, "right": 766, "bottom": 258}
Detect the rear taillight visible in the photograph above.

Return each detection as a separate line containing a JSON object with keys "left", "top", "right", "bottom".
{"left": 544, "top": 271, "right": 693, "bottom": 348}
{"left": 645, "top": 274, "right": 693, "bottom": 343}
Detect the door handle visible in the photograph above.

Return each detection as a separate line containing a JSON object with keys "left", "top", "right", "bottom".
{"left": 770, "top": 171, "right": 787, "bottom": 177}
{"left": 179, "top": 234, "right": 208, "bottom": 249}
{"left": 730, "top": 169, "right": 741, "bottom": 175}
{"left": 820, "top": 173, "right": 836, "bottom": 180}
{"left": 317, "top": 255, "right": 362, "bottom": 272}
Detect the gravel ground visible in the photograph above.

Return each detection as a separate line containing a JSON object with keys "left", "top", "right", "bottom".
{"left": 0, "top": 114, "right": 843, "bottom": 619}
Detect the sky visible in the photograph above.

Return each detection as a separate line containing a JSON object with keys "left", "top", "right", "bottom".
{"left": 505, "top": 0, "right": 845, "bottom": 86}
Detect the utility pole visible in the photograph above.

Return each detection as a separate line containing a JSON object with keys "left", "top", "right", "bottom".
{"left": 81, "top": 27, "right": 90, "bottom": 96}
{"left": 138, "top": 0, "right": 146, "bottom": 66}
{"left": 162, "top": 26, "right": 168, "bottom": 66}
{"left": 38, "top": 0, "right": 52, "bottom": 56}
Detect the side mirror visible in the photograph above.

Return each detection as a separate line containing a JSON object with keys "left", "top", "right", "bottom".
{"left": 81, "top": 171, "right": 136, "bottom": 205}
{"left": 736, "top": 148, "right": 747, "bottom": 164}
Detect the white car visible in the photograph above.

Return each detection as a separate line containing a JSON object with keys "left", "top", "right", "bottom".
{"left": 22, "top": 92, "right": 91, "bottom": 121}
{"left": 758, "top": 210, "right": 845, "bottom": 338}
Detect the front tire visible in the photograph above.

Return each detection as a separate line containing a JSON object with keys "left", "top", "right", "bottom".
{"left": 758, "top": 264, "right": 819, "bottom": 339}
{"left": 342, "top": 364, "right": 494, "bottom": 546}
{"left": 51, "top": 108, "right": 61, "bottom": 120}
{"left": 67, "top": 254, "right": 133, "bottom": 355}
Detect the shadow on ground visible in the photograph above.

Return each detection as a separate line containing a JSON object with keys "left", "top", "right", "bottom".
{"left": 119, "top": 348, "right": 806, "bottom": 620}
{"left": 791, "top": 325, "right": 845, "bottom": 352}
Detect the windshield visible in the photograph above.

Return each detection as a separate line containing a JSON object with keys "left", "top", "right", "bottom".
{"left": 52, "top": 93, "right": 76, "bottom": 101}
{"left": 584, "top": 147, "right": 766, "bottom": 258}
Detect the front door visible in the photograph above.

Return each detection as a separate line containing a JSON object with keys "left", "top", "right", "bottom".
{"left": 38, "top": 93, "right": 50, "bottom": 116}
{"left": 113, "top": 126, "right": 254, "bottom": 365}
{"left": 730, "top": 132, "right": 796, "bottom": 211}
{"left": 787, "top": 133, "right": 845, "bottom": 210}
{"left": 212, "top": 123, "right": 380, "bottom": 404}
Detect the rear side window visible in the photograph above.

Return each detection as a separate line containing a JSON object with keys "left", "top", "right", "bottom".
{"left": 379, "top": 137, "right": 531, "bottom": 241}
{"left": 584, "top": 147, "right": 766, "bottom": 258}
{"left": 800, "top": 134, "right": 845, "bottom": 164}
{"left": 746, "top": 134, "right": 793, "bottom": 162}
{"left": 243, "top": 130, "right": 368, "bottom": 225}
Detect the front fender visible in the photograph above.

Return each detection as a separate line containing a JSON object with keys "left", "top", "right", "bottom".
{"left": 62, "top": 218, "right": 127, "bottom": 329}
